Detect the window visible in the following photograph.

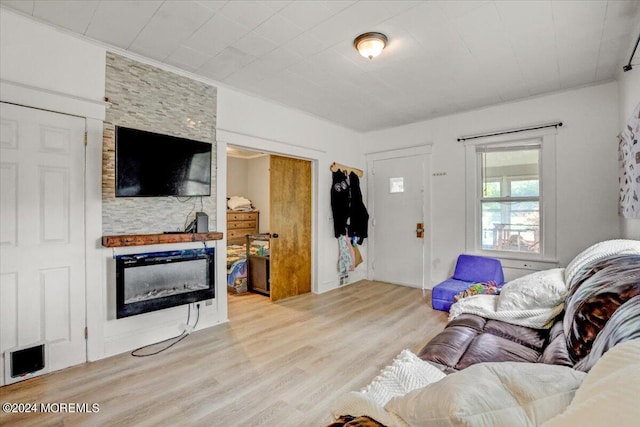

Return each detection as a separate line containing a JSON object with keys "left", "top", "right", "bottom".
{"left": 464, "top": 129, "right": 557, "bottom": 261}
{"left": 389, "top": 177, "right": 404, "bottom": 193}
{"left": 480, "top": 147, "right": 540, "bottom": 253}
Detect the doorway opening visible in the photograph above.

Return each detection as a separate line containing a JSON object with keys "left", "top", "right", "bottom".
{"left": 225, "top": 146, "right": 313, "bottom": 312}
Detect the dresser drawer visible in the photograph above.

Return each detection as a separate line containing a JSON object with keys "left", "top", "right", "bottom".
{"left": 227, "top": 228, "right": 256, "bottom": 239}
{"left": 228, "top": 220, "right": 257, "bottom": 230}
{"left": 227, "top": 211, "right": 258, "bottom": 221}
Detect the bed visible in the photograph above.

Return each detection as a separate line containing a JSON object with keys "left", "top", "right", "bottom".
{"left": 227, "top": 245, "right": 248, "bottom": 293}
{"left": 226, "top": 237, "right": 271, "bottom": 295}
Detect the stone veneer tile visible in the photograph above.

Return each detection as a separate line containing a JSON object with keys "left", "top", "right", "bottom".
{"left": 103, "top": 52, "right": 218, "bottom": 235}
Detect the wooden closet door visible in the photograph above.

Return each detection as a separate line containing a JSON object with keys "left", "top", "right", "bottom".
{"left": 269, "top": 155, "right": 311, "bottom": 301}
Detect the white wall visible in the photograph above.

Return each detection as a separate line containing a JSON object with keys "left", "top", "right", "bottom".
{"left": 0, "top": 10, "right": 104, "bottom": 105}
{"left": 362, "top": 82, "right": 622, "bottom": 286}
{"left": 618, "top": 67, "right": 640, "bottom": 239}
{"left": 226, "top": 155, "right": 270, "bottom": 232}
{"left": 247, "top": 155, "right": 270, "bottom": 233}
{"left": 227, "top": 157, "right": 249, "bottom": 197}
{"left": 217, "top": 88, "right": 368, "bottom": 293}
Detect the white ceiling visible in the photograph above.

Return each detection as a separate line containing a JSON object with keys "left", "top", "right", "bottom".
{"left": 2, "top": 0, "right": 639, "bottom": 132}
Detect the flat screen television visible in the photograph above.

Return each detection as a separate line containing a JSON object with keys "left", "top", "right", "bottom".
{"left": 115, "top": 126, "right": 212, "bottom": 197}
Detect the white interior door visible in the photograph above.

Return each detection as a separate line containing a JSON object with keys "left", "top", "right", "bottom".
{"left": 370, "top": 153, "right": 428, "bottom": 288}
{"left": 0, "top": 102, "right": 86, "bottom": 385}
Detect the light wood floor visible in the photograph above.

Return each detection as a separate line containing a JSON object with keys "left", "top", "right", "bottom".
{"left": 0, "top": 280, "right": 448, "bottom": 426}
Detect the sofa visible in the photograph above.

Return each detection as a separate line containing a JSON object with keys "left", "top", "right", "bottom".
{"left": 420, "top": 240, "right": 640, "bottom": 374}
{"left": 329, "top": 240, "right": 640, "bottom": 427}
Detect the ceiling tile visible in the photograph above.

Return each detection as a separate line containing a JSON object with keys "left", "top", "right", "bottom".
{"left": 552, "top": 0, "right": 607, "bottom": 50}
{"left": 248, "top": 47, "right": 303, "bottom": 75}
{"left": 253, "top": 13, "right": 303, "bottom": 45}
{"left": 164, "top": 46, "right": 212, "bottom": 72}
{"left": 283, "top": 32, "right": 331, "bottom": 58}
{"left": 263, "top": 0, "right": 294, "bottom": 12}
{"left": 496, "top": 0, "right": 555, "bottom": 47}
{"left": 198, "top": 46, "right": 256, "bottom": 81}
{"left": 218, "top": 0, "right": 275, "bottom": 29}
{"left": 1, "top": 0, "right": 34, "bottom": 14}
{"left": 278, "top": 0, "right": 342, "bottom": 30}
{"left": 452, "top": 2, "right": 513, "bottom": 60}
{"left": 86, "top": 1, "right": 162, "bottom": 49}
{"left": 437, "top": 0, "right": 491, "bottom": 20}
{"left": 224, "top": 64, "right": 270, "bottom": 88}
{"left": 32, "top": 0, "right": 99, "bottom": 34}
{"left": 193, "top": 0, "right": 226, "bottom": 13}
{"left": 559, "top": 67, "right": 599, "bottom": 89}
{"left": 232, "top": 32, "right": 278, "bottom": 58}
{"left": 184, "top": 13, "right": 251, "bottom": 57}
{"left": 595, "top": 35, "right": 628, "bottom": 80}
{"left": 389, "top": 3, "right": 465, "bottom": 56}
{"left": 601, "top": 0, "right": 640, "bottom": 42}
{"left": 308, "top": 1, "right": 397, "bottom": 48}
{"left": 321, "top": 1, "right": 357, "bottom": 15}
{"left": 129, "top": 1, "right": 215, "bottom": 61}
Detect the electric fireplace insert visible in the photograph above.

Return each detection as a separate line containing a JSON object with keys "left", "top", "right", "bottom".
{"left": 116, "top": 248, "right": 215, "bottom": 318}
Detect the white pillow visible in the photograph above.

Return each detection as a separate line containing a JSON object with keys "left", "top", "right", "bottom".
{"left": 541, "top": 339, "right": 640, "bottom": 427}
{"left": 497, "top": 268, "right": 567, "bottom": 312}
{"left": 386, "top": 362, "right": 585, "bottom": 427}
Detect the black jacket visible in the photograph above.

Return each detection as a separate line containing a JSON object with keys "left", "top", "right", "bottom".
{"left": 348, "top": 172, "right": 369, "bottom": 244}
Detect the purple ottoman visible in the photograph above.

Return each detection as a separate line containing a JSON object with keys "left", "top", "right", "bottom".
{"left": 431, "top": 255, "right": 505, "bottom": 312}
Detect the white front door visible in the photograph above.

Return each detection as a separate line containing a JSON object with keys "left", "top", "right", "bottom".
{"left": 369, "top": 150, "right": 430, "bottom": 288}
{"left": 0, "top": 103, "right": 86, "bottom": 385}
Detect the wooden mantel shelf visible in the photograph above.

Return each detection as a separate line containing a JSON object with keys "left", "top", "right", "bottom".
{"left": 102, "top": 232, "right": 223, "bottom": 248}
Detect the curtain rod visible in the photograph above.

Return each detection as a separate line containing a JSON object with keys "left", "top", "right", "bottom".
{"left": 457, "top": 121, "right": 563, "bottom": 142}
{"left": 623, "top": 33, "right": 640, "bottom": 72}
{"left": 330, "top": 161, "right": 363, "bottom": 177}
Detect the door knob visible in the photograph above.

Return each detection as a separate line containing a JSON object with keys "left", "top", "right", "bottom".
{"left": 272, "top": 233, "right": 279, "bottom": 239}
{"left": 416, "top": 223, "right": 424, "bottom": 238}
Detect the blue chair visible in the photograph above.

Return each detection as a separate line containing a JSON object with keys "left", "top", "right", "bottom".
{"left": 431, "top": 254, "right": 505, "bottom": 312}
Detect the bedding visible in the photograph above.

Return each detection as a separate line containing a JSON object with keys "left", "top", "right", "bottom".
{"left": 564, "top": 239, "right": 640, "bottom": 288}
{"left": 386, "top": 362, "right": 585, "bottom": 427}
{"left": 540, "top": 338, "right": 640, "bottom": 427}
{"left": 330, "top": 351, "right": 585, "bottom": 427}
{"left": 448, "top": 268, "right": 567, "bottom": 329}
{"left": 227, "top": 245, "right": 248, "bottom": 293}
{"left": 227, "top": 195, "right": 252, "bottom": 211}
{"left": 562, "top": 254, "right": 640, "bottom": 363}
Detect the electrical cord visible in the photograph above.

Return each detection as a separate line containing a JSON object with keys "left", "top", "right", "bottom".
{"left": 130, "top": 303, "right": 200, "bottom": 357}
{"left": 182, "top": 197, "right": 198, "bottom": 231}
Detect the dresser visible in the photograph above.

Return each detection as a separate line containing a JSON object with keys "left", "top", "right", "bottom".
{"left": 227, "top": 210, "right": 259, "bottom": 245}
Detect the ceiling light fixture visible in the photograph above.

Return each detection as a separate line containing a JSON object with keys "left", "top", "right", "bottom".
{"left": 354, "top": 32, "right": 388, "bottom": 60}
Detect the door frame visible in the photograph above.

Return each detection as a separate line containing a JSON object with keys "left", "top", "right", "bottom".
{"left": 217, "top": 129, "right": 320, "bottom": 297}
{"left": 365, "top": 145, "right": 433, "bottom": 289}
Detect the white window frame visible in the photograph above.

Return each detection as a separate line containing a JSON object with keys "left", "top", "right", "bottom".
{"left": 464, "top": 127, "right": 557, "bottom": 262}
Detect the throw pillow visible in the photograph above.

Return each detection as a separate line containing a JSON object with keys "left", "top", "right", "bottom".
{"left": 386, "top": 362, "right": 585, "bottom": 427}
{"left": 497, "top": 268, "right": 567, "bottom": 312}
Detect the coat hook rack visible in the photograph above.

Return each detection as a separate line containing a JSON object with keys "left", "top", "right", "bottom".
{"left": 330, "top": 161, "right": 363, "bottom": 178}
